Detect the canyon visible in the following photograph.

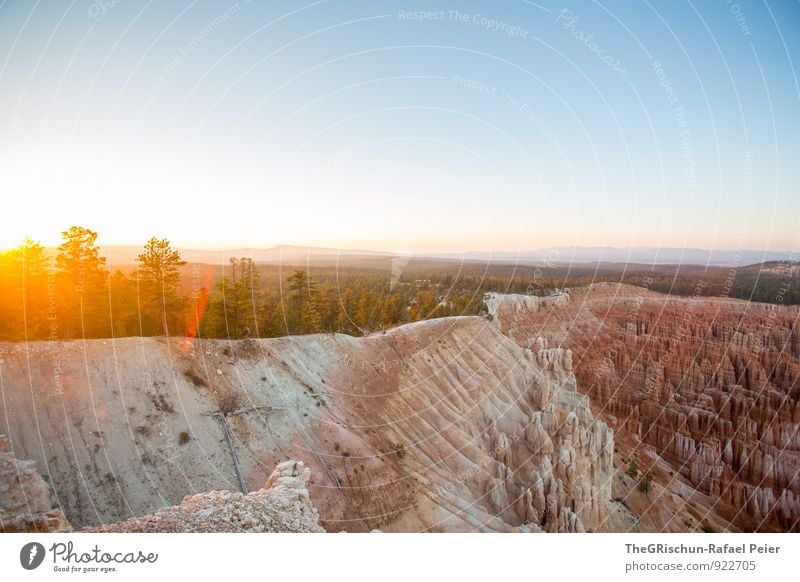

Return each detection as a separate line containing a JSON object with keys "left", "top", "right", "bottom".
{"left": 1, "top": 312, "right": 614, "bottom": 532}
{"left": 1, "top": 284, "right": 797, "bottom": 532}
{"left": 487, "top": 283, "right": 799, "bottom": 532}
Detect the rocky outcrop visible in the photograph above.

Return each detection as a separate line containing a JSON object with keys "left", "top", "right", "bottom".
{"left": 0, "top": 316, "right": 613, "bottom": 532}
{"left": 0, "top": 434, "right": 71, "bottom": 532}
{"left": 339, "top": 320, "right": 613, "bottom": 532}
{"left": 489, "top": 283, "right": 800, "bottom": 532}
{"left": 485, "top": 292, "right": 570, "bottom": 318}
{"left": 87, "top": 460, "right": 324, "bottom": 532}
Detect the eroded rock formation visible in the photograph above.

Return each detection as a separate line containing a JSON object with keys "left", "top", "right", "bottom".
{"left": 87, "top": 460, "right": 324, "bottom": 532}
{"left": 0, "top": 434, "right": 71, "bottom": 532}
{"left": 0, "top": 316, "right": 613, "bottom": 532}
{"left": 488, "top": 284, "right": 800, "bottom": 532}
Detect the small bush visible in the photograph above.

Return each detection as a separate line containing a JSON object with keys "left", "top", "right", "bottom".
{"left": 626, "top": 460, "right": 639, "bottom": 480}
{"left": 179, "top": 431, "right": 191, "bottom": 445}
{"left": 218, "top": 392, "right": 242, "bottom": 414}
{"left": 393, "top": 443, "right": 407, "bottom": 460}
{"left": 184, "top": 368, "right": 207, "bottom": 387}
{"left": 149, "top": 393, "right": 175, "bottom": 414}
{"left": 637, "top": 471, "right": 654, "bottom": 494}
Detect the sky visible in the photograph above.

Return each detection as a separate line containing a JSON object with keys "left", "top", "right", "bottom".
{"left": 0, "top": 0, "right": 798, "bottom": 253}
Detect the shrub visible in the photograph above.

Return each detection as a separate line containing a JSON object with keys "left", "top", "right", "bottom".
{"left": 626, "top": 460, "right": 639, "bottom": 480}
{"left": 149, "top": 392, "right": 175, "bottom": 414}
{"left": 179, "top": 431, "right": 191, "bottom": 445}
{"left": 184, "top": 368, "right": 207, "bottom": 387}
{"left": 218, "top": 392, "right": 242, "bottom": 414}
{"left": 637, "top": 471, "right": 654, "bottom": 494}
{"left": 393, "top": 443, "right": 407, "bottom": 460}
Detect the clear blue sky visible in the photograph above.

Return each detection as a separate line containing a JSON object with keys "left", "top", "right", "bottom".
{"left": 0, "top": 0, "right": 798, "bottom": 252}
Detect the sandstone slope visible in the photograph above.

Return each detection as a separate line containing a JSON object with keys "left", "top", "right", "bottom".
{"left": 0, "top": 315, "right": 614, "bottom": 532}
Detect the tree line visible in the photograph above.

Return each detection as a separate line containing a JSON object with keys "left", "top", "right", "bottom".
{"left": 0, "top": 227, "right": 487, "bottom": 342}
{"left": 200, "top": 259, "right": 486, "bottom": 338}
{"left": 0, "top": 227, "right": 186, "bottom": 341}
{"left": 3, "top": 227, "right": 795, "bottom": 342}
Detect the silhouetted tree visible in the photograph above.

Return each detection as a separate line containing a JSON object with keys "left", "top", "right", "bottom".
{"left": 286, "top": 269, "right": 321, "bottom": 334}
{"left": 55, "top": 226, "right": 108, "bottom": 337}
{"left": 205, "top": 258, "right": 263, "bottom": 338}
{"left": 136, "top": 237, "right": 186, "bottom": 335}
{"left": 109, "top": 269, "right": 138, "bottom": 337}
{"left": 0, "top": 239, "right": 52, "bottom": 339}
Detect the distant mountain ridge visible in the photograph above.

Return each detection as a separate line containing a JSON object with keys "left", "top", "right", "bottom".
{"left": 92, "top": 244, "right": 389, "bottom": 266}
{"left": 91, "top": 244, "right": 795, "bottom": 267}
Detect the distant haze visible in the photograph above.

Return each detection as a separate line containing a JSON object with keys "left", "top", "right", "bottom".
{"left": 95, "top": 244, "right": 796, "bottom": 268}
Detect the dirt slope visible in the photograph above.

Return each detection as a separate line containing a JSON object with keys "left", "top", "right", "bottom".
{"left": 0, "top": 315, "right": 614, "bottom": 532}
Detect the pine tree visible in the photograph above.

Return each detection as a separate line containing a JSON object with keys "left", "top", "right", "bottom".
{"left": 109, "top": 270, "right": 138, "bottom": 337}
{"left": 17, "top": 238, "right": 51, "bottom": 338}
{"left": 55, "top": 226, "right": 108, "bottom": 338}
{"left": 355, "top": 291, "right": 378, "bottom": 333}
{"left": 286, "top": 269, "right": 321, "bottom": 334}
{"left": 207, "top": 258, "right": 264, "bottom": 338}
{"left": 0, "top": 239, "right": 52, "bottom": 339}
{"left": 136, "top": 237, "right": 186, "bottom": 336}
{"left": 381, "top": 293, "right": 405, "bottom": 327}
